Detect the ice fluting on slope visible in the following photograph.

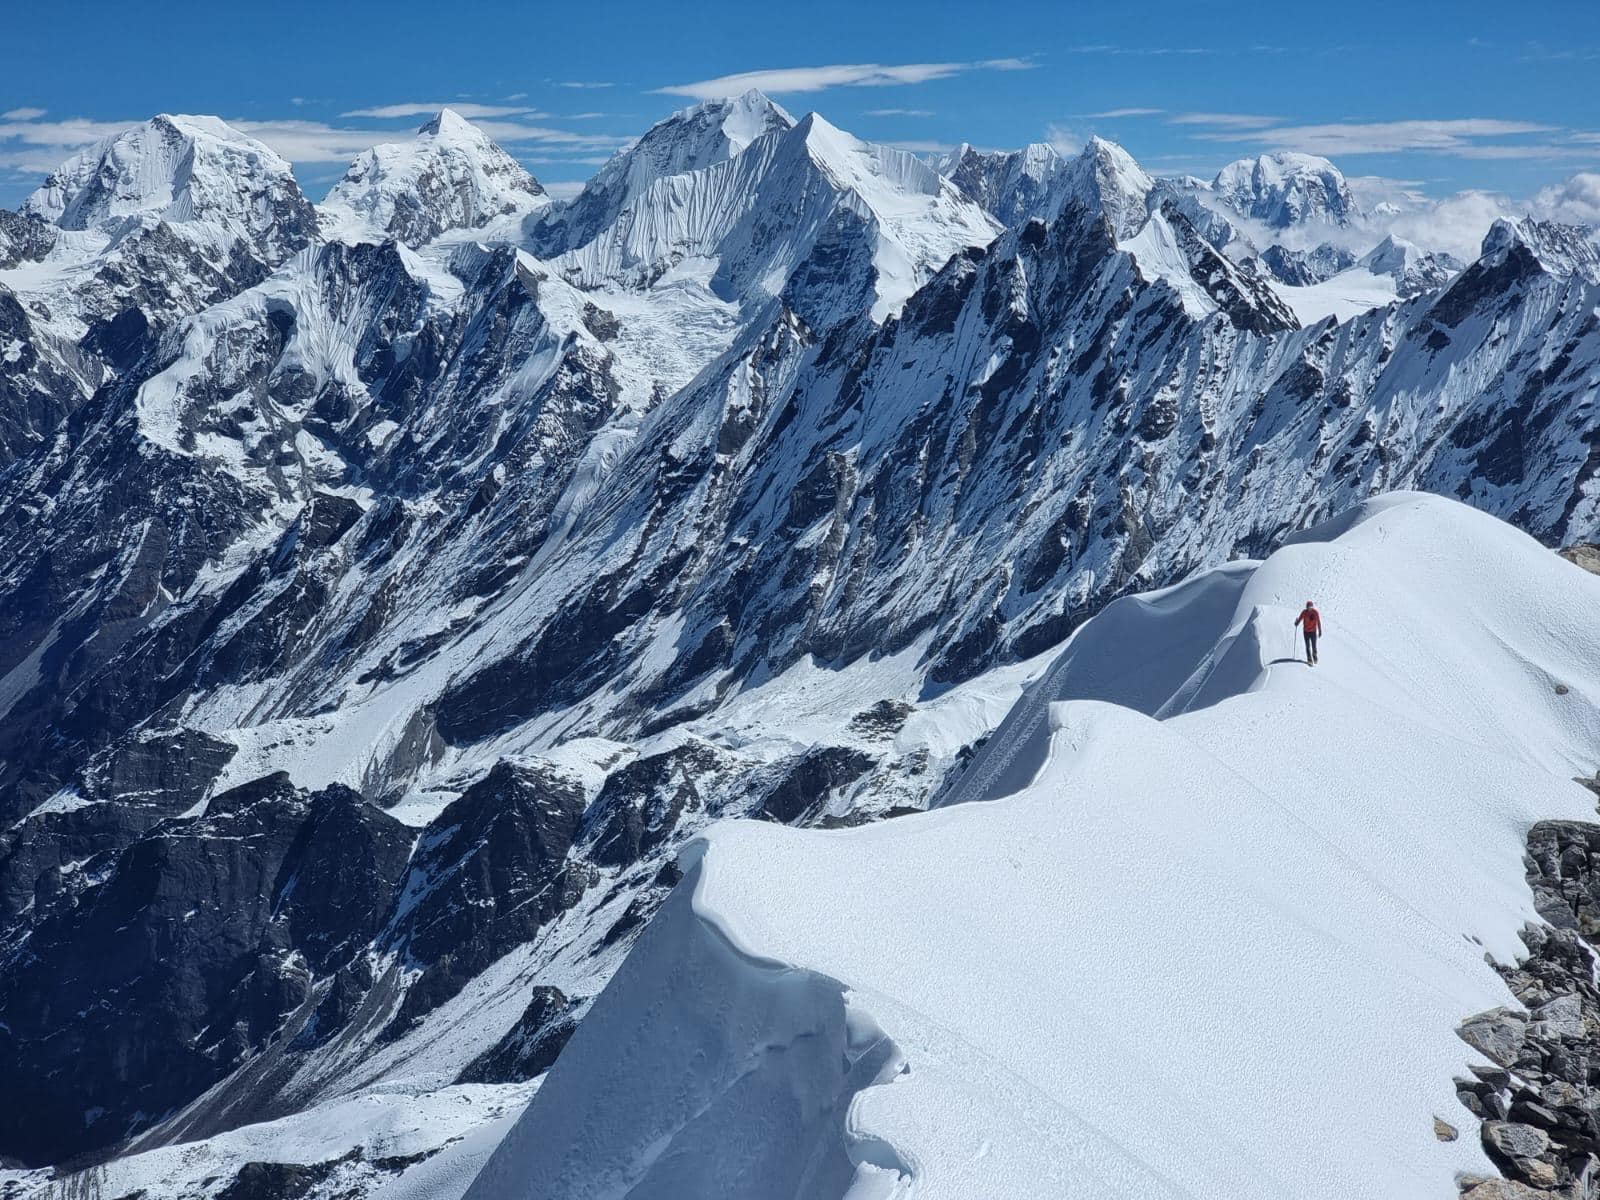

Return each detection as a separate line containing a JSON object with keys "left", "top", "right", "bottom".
{"left": 471, "top": 493, "right": 1600, "bottom": 1200}
{"left": 528, "top": 89, "right": 795, "bottom": 257}
{"left": 23, "top": 114, "right": 316, "bottom": 257}
{"left": 546, "top": 105, "right": 999, "bottom": 320}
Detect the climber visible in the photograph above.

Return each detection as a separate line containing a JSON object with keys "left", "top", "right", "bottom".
{"left": 1294, "top": 601, "right": 1322, "bottom": 665}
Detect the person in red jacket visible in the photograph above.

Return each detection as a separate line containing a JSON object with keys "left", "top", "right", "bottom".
{"left": 1294, "top": 601, "right": 1322, "bottom": 665}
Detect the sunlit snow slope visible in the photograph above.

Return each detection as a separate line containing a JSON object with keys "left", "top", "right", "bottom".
{"left": 465, "top": 492, "right": 1600, "bottom": 1200}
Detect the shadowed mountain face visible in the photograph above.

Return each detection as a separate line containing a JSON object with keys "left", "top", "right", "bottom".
{"left": 1, "top": 96, "right": 1598, "bottom": 1176}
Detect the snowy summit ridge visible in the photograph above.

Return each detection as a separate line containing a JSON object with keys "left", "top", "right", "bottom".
{"left": 319, "top": 108, "right": 548, "bottom": 246}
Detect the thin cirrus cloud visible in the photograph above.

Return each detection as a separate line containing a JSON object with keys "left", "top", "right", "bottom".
{"left": 1186, "top": 117, "right": 1563, "bottom": 157}
{"left": 865, "top": 108, "right": 936, "bottom": 118}
{"left": 654, "top": 58, "right": 1032, "bottom": 100}
{"left": 232, "top": 118, "right": 629, "bottom": 161}
{"left": 1087, "top": 107, "right": 1164, "bottom": 118}
{"left": 1168, "top": 112, "right": 1283, "bottom": 129}
{"left": 339, "top": 102, "right": 548, "bottom": 119}
{"left": 2, "top": 107, "right": 48, "bottom": 121}
{"left": 0, "top": 115, "right": 142, "bottom": 173}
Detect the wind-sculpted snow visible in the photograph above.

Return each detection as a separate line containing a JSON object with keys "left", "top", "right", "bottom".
{"left": 528, "top": 90, "right": 795, "bottom": 258}
{"left": 477, "top": 495, "right": 1600, "bottom": 1199}
{"left": 3, "top": 96, "right": 1600, "bottom": 1188}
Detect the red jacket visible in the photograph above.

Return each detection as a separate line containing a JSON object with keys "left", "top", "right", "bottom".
{"left": 1296, "top": 606, "right": 1322, "bottom": 635}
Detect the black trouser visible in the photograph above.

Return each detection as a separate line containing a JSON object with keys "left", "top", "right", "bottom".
{"left": 1303, "top": 630, "right": 1319, "bottom": 662}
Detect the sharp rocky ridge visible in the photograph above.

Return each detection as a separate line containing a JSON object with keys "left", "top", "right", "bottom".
{"left": 0, "top": 92, "right": 1598, "bottom": 1194}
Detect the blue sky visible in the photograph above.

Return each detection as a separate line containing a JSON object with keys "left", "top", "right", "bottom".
{"left": 3, "top": 0, "right": 1600, "bottom": 209}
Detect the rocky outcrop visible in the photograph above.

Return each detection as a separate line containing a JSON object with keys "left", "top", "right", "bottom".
{"left": 1454, "top": 819, "right": 1600, "bottom": 1197}
{"left": 1561, "top": 545, "right": 1600, "bottom": 577}
{"left": 379, "top": 759, "right": 590, "bottom": 1037}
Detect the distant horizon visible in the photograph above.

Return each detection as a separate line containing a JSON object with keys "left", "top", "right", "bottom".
{"left": 4, "top": 0, "right": 1600, "bottom": 214}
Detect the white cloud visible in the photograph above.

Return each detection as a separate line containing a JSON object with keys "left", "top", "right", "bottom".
{"left": 229, "top": 117, "right": 629, "bottom": 163}
{"left": 654, "top": 58, "right": 1033, "bottom": 100}
{"left": 1089, "top": 107, "right": 1164, "bottom": 118}
{"left": 541, "top": 180, "right": 588, "bottom": 199}
{"left": 1064, "top": 44, "right": 1221, "bottom": 56}
{"left": 2, "top": 107, "right": 47, "bottom": 121}
{"left": 1531, "top": 172, "right": 1600, "bottom": 224}
{"left": 1168, "top": 112, "right": 1282, "bottom": 129}
{"left": 0, "top": 117, "right": 136, "bottom": 173}
{"left": 865, "top": 108, "right": 936, "bottom": 118}
{"left": 1046, "top": 123, "right": 1084, "bottom": 157}
{"left": 554, "top": 81, "right": 614, "bottom": 89}
{"left": 1191, "top": 117, "right": 1558, "bottom": 156}
{"left": 339, "top": 102, "right": 546, "bottom": 119}
{"left": 227, "top": 119, "right": 397, "bottom": 162}
{"left": 1388, "top": 189, "right": 1515, "bottom": 261}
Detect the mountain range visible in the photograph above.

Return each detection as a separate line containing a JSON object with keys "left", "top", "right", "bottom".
{"left": 0, "top": 91, "right": 1597, "bottom": 1196}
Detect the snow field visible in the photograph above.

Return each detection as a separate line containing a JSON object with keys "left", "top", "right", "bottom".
{"left": 468, "top": 493, "right": 1600, "bottom": 1199}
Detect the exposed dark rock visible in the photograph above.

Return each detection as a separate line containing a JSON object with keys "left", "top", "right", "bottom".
{"left": 215, "top": 1158, "right": 339, "bottom": 1200}
{"left": 758, "top": 745, "right": 877, "bottom": 824}
{"left": 1458, "top": 1008, "right": 1529, "bottom": 1068}
{"left": 457, "top": 986, "right": 577, "bottom": 1083}
{"left": 1454, "top": 817, "right": 1600, "bottom": 1197}
{"left": 380, "top": 759, "right": 589, "bottom": 1037}
{"left": 579, "top": 741, "right": 732, "bottom": 867}
{"left": 0, "top": 776, "right": 408, "bottom": 1165}
{"left": 848, "top": 699, "right": 915, "bottom": 738}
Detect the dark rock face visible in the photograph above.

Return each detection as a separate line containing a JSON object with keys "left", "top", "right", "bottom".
{"left": 215, "top": 1159, "right": 340, "bottom": 1200}
{"left": 1260, "top": 243, "right": 1357, "bottom": 287}
{"left": 380, "top": 759, "right": 590, "bottom": 1036}
{"left": 758, "top": 746, "right": 877, "bottom": 824}
{"left": 579, "top": 741, "right": 733, "bottom": 868}
{"left": 0, "top": 209, "right": 56, "bottom": 268}
{"left": 457, "top": 985, "right": 576, "bottom": 1084}
{"left": 0, "top": 775, "right": 410, "bottom": 1166}
{"left": 1454, "top": 819, "right": 1600, "bottom": 1197}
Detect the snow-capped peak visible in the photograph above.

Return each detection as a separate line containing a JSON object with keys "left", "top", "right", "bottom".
{"left": 937, "top": 141, "right": 1064, "bottom": 227}
{"left": 1053, "top": 135, "right": 1155, "bottom": 239}
{"left": 1479, "top": 216, "right": 1600, "bottom": 282}
{"left": 528, "top": 89, "right": 794, "bottom": 256}
{"left": 22, "top": 114, "right": 314, "bottom": 255}
{"left": 318, "top": 109, "right": 546, "bottom": 247}
{"left": 1212, "top": 151, "right": 1360, "bottom": 229}
{"left": 542, "top": 106, "right": 996, "bottom": 323}
{"left": 417, "top": 106, "right": 479, "bottom": 140}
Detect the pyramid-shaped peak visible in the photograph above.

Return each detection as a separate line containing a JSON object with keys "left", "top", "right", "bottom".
{"left": 320, "top": 108, "right": 545, "bottom": 247}
{"left": 419, "top": 107, "right": 484, "bottom": 139}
